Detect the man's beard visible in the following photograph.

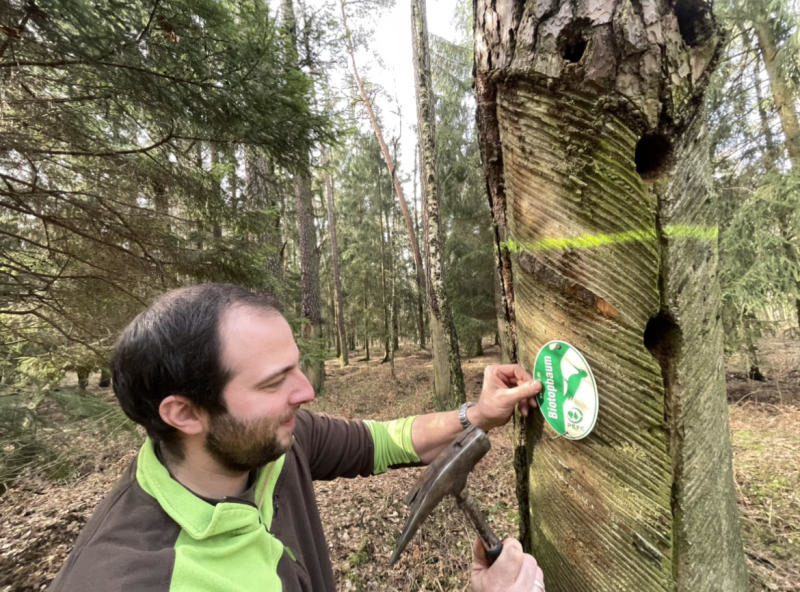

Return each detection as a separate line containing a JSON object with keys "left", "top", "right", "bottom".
{"left": 204, "top": 410, "right": 294, "bottom": 473}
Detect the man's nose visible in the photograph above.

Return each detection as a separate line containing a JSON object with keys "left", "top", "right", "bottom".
{"left": 290, "top": 369, "right": 315, "bottom": 405}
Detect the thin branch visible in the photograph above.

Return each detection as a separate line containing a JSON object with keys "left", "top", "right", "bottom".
{"left": 136, "top": 0, "right": 162, "bottom": 43}
{"left": 24, "top": 125, "right": 174, "bottom": 157}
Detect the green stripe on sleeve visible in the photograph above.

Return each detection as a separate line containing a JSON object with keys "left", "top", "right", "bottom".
{"left": 364, "top": 416, "right": 420, "bottom": 474}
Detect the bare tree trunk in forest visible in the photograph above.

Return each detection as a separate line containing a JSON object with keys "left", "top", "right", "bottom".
{"left": 245, "top": 147, "right": 284, "bottom": 280}
{"left": 391, "top": 207, "right": 400, "bottom": 353}
{"left": 323, "top": 151, "right": 348, "bottom": 366}
{"left": 475, "top": 0, "right": 747, "bottom": 590}
{"left": 379, "top": 185, "right": 391, "bottom": 364}
{"left": 295, "top": 165, "right": 324, "bottom": 392}
{"left": 752, "top": 22, "right": 800, "bottom": 328}
{"left": 386, "top": 205, "right": 398, "bottom": 375}
{"left": 209, "top": 147, "right": 222, "bottom": 239}
{"left": 363, "top": 275, "right": 370, "bottom": 361}
{"left": 283, "top": 0, "right": 324, "bottom": 393}
{"left": 412, "top": 150, "right": 426, "bottom": 348}
{"left": 412, "top": 0, "right": 465, "bottom": 409}
{"left": 328, "top": 276, "right": 340, "bottom": 357}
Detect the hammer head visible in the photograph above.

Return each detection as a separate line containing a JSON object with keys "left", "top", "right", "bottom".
{"left": 390, "top": 424, "right": 490, "bottom": 564}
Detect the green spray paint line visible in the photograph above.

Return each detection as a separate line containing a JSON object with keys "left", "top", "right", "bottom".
{"left": 501, "top": 225, "right": 717, "bottom": 254}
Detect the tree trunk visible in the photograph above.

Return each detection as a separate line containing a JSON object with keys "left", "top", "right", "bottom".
{"left": 322, "top": 151, "right": 348, "bottom": 367}
{"left": 753, "top": 21, "right": 800, "bottom": 170}
{"left": 245, "top": 147, "right": 284, "bottom": 280}
{"left": 474, "top": 0, "right": 747, "bottom": 590}
{"left": 379, "top": 192, "right": 391, "bottom": 364}
{"left": 387, "top": 205, "right": 398, "bottom": 376}
{"left": 283, "top": 0, "right": 324, "bottom": 393}
{"left": 363, "top": 274, "right": 370, "bottom": 361}
{"left": 412, "top": 149, "right": 427, "bottom": 348}
{"left": 752, "top": 22, "right": 800, "bottom": 328}
{"left": 412, "top": 0, "right": 465, "bottom": 410}
{"left": 295, "top": 166, "right": 324, "bottom": 392}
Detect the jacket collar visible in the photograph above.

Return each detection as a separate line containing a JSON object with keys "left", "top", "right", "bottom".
{"left": 135, "top": 438, "right": 286, "bottom": 539}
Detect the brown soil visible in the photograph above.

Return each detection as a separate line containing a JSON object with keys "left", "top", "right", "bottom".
{"left": 0, "top": 340, "right": 798, "bottom": 591}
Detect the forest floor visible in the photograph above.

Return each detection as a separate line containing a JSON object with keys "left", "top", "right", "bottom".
{"left": 0, "top": 338, "right": 798, "bottom": 591}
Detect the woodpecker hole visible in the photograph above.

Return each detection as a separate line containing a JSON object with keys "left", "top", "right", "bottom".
{"left": 675, "top": 0, "right": 715, "bottom": 47}
{"left": 558, "top": 20, "right": 591, "bottom": 63}
{"left": 644, "top": 312, "right": 681, "bottom": 369}
{"left": 635, "top": 134, "right": 672, "bottom": 180}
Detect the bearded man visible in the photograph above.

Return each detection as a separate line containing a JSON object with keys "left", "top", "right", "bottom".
{"left": 49, "top": 283, "right": 545, "bottom": 591}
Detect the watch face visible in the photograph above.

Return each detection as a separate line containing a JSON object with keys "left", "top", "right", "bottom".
{"left": 534, "top": 340, "right": 598, "bottom": 440}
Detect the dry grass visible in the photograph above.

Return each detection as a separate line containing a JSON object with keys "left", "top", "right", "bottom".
{"left": 730, "top": 403, "right": 800, "bottom": 591}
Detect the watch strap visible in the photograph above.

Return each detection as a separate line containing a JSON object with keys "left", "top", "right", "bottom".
{"left": 458, "top": 402, "right": 475, "bottom": 430}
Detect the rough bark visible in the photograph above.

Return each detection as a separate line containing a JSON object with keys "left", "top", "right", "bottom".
{"left": 474, "top": 0, "right": 747, "bottom": 590}
{"left": 412, "top": 0, "right": 466, "bottom": 409}
{"left": 322, "top": 151, "right": 348, "bottom": 367}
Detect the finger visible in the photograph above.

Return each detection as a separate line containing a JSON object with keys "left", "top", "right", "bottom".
{"left": 513, "top": 364, "right": 533, "bottom": 384}
{"left": 491, "top": 364, "right": 532, "bottom": 384}
{"left": 518, "top": 398, "right": 529, "bottom": 418}
{"left": 501, "top": 380, "right": 542, "bottom": 403}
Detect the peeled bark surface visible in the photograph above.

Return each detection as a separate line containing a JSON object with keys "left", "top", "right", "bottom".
{"left": 474, "top": 0, "right": 747, "bottom": 590}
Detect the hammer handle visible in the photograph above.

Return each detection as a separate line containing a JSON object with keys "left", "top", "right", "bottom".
{"left": 456, "top": 492, "right": 503, "bottom": 565}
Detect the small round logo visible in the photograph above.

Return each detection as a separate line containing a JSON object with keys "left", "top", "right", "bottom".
{"left": 567, "top": 407, "right": 584, "bottom": 424}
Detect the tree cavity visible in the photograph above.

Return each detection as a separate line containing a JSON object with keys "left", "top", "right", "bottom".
{"left": 644, "top": 312, "right": 681, "bottom": 374}
{"left": 557, "top": 19, "right": 591, "bottom": 63}
{"left": 635, "top": 134, "right": 672, "bottom": 180}
{"left": 674, "top": 0, "right": 715, "bottom": 47}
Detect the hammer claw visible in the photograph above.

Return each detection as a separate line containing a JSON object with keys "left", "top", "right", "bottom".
{"left": 390, "top": 425, "right": 493, "bottom": 564}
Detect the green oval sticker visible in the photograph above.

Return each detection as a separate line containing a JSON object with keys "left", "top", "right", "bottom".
{"left": 534, "top": 340, "right": 598, "bottom": 440}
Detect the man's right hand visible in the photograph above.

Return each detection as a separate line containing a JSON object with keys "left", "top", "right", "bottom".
{"left": 470, "top": 537, "right": 545, "bottom": 592}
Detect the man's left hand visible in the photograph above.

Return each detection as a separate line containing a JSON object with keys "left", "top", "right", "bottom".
{"left": 470, "top": 364, "right": 542, "bottom": 431}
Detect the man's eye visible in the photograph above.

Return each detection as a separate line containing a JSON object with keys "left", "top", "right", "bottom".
{"left": 262, "top": 377, "right": 285, "bottom": 389}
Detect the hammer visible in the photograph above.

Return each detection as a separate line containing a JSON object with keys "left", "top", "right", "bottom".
{"left": 390, "top": 424, "right": 503, "bottom": 564}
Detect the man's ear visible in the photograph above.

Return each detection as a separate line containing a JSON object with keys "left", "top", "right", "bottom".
{"left": 159, "top": 395, "right": 208, "bottom": 436}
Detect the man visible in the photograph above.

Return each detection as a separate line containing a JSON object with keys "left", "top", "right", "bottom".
{"left": 49, "top": 284, "right": 545, "bottom": 591}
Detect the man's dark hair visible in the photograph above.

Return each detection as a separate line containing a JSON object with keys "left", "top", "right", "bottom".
{"left": 111, "top": 283, "right": 281, "bottom": 455}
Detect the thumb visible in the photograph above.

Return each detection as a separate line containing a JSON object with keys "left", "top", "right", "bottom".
{"left": 472, "top": 536, "right": 489, "bottom": 569}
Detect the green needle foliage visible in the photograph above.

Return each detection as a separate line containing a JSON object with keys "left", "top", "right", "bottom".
{"left": 0, "top": 0, "right": 330, "bottom": 385}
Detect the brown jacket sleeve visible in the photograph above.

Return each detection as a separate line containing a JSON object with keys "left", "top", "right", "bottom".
{"left": 292, "top": 410, "right": 375, "bottom": 480}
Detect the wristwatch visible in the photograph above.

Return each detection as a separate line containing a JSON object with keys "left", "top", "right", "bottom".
{"left": 458, "top": 402, "right": 475, "bottom": 430}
